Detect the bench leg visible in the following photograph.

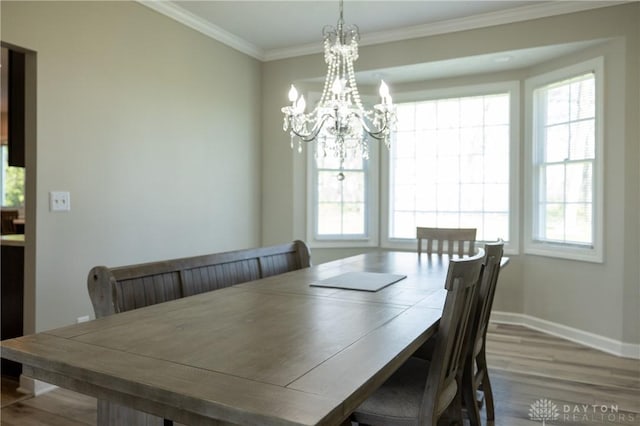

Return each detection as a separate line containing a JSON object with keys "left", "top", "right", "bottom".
{"left": 98, "top": 399, "right": 166, "bottom": 426}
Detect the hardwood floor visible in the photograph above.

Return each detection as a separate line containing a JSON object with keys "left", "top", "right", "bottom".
{"left": 1, "top": 323, "right": 638, "bottom": 425}
{"left": 483, "top": 324, "right": 639, "bottom": 425}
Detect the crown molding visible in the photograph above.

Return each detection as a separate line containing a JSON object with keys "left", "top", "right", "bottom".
{"left": 139, "top": 1, "right": 626, "bottom": 63}
{"left": 138, "top": 1, "right": 266, "bottom": 61}
{"left": 265, "top": 1, "right": 625, "bottom": 61}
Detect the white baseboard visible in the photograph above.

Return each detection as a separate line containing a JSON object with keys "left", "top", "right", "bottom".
{"left": 17, "top": 375, "right": 57, "bottom": 396}
{"left": 491, "top": 311, "right": 640, "bottom": 360}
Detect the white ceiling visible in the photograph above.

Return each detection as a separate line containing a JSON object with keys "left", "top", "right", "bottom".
{"left": 141, "top": 0, "right": 619, "bottom": 62}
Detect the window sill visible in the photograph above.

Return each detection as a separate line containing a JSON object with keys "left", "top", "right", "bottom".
{"left": 524, "top": 243, "right": 603, "bottom": 263}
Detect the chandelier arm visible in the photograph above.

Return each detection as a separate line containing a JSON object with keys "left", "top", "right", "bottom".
{"left": 288, "top": 112, "right": 337, "bottom": 143}
{"left": 342, "top": 111, "right": 393, "bottom": 140}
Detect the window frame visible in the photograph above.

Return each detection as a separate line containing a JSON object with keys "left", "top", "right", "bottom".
{"left": 380, "top": 81, "right": 521, "bottom": 254}
{"left": 523, "top": 57, "right": 604, "bottom": 263}
{"left": 305, "top": 94, "right": 380, "bottom": 248}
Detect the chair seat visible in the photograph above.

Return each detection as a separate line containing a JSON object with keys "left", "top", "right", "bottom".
{"left": 353, "top": 357, "right": 428, "bottom": 426}
{"left": 353, "top": 357, "right": 457, "bottom": 426}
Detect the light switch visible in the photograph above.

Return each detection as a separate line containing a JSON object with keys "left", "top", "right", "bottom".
{"left": 50, "top": 191, "right": 71, "bottom": 212}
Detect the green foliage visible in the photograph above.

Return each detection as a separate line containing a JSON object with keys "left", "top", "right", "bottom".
{"left": 4, "top": 165, "right": 24, "bottom": 207}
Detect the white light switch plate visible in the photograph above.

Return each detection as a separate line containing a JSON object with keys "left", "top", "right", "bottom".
{"left": 50, "top": 191, "right": 71, "bottom": 212}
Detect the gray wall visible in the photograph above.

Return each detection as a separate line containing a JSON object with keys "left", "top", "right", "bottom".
{"left": 1, "top": 1, "right": 263, "bottom": 331}
{"left": 2, "top": 1, "right": 637, "bottom": 347}
{"left": 262, "top": 4, "right": 640, "bottom": 345}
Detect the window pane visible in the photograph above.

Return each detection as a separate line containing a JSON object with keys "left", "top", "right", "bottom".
{"left": 342, "top": 203, "right": 365, "bottom": 234}
{"left": 415, "top": 184, "right": 437, "bottom": 211}
{"left": 569, "top": 120, "right": 595, "bottom": 160}
{"left": 545, "top": 84, "right": 570, "bottom": 125}
{"left": 543, "top": 203, "right": 565, "bottom": 241}
{"left": 396, "top": 104, "right": 416, "bottom": 132}
{"left": 393, "top": 158, "right": 417, "bottom": 185}
{"left": 460, "top": 97, "right": 484, "bottom": 127}
{"left": 483, "top": 213, "right": 509, "bottom": 241}
{"left": 545, "top": 124, "right": 569, "bottom": 162}
{"left": 341, "top": 171, "right": 364, "bottom": 202}
{"left": 571, "top": 77, "right": 595, "bottom": 120}
{"left": 416, "top": 102, "right": 437, "bottom": 130}
{"left": 436, "top": 129, "right": 459, "bottom": 156}
{"left": 460, "top": 184, "right": 483, "bottom": 211}
{"left": 317, "top": 203, "right": 342, "bottom": 235}
{"left": 565, "top": 162, "right": 592, "bottom": 203}
{"left": 483, "top": 149, "right": 509, "bottom": 183}
{"left": 318, "top": 172, "right": 342, "bottom": 202}
{"left": 485, "top": 95, "right": 509, "bottom": 125}
{"left": 436, "top": 156, "right": 459, "bottom": 183}
{"left": 394, "top": 133, "right": 416, "bottom": 158}
{"left": 436, "top": 212, "right": 460, "bottom": 228}
{"left": 543, "top": 164, "right": 564, "bottom": 203}
{"left": 459, "top": 155, "right": 483, "bottom": 184}
{"left": 437, "top": 183, "right": 459, "bottom": 211}
{"left": 565, "top": 203, "right": 592, "bottom": 244}
{"left": 437, "top": 99, "right": 459, "bottom": 129}
{"left": 394, "top": 211, "right": 417, "bottom": 239}
{"left": 459, "top": 127, "right": 484, "bottom": 155}
{"left": 394, "top": 184, "right": 416, "bottom": 211}
{"left": 484, "top": 183, "right": 509, "bottom": 212}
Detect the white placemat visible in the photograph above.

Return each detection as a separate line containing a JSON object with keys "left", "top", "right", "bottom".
{"left": 311, "top": 272, "right": 407, "bottom": 292}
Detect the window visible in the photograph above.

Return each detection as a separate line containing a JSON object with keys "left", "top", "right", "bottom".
{"left": 383, "top": 83, "right": 518, "bottom": 250}
{"left": 525, "top": 58, "right": 603, "bottom": 262}
{"left": 308, "top": 142, "right": 378, "bottom": 247}
{"left": 1, "top": 145, "right": 25, "bottom": 207}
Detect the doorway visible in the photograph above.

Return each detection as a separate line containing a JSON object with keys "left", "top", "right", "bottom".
{"left": 0, "top": 42, "right": 36, "bottom": 395}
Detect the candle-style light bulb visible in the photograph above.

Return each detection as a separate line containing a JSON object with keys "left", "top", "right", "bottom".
{"left": 296, "top": 95, "right": 306, "bottom": 113}
{"left": 288, "top": 85, "right": 299, "bottom": 103}
{"left": 331, "top": 78, "right": 344, "bottom": 95}
{"left": 379, "top": 80, "right": 390, "bottom": 104}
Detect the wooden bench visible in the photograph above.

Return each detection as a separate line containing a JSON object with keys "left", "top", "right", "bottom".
{"left": 87, "top": 240, "right": 311, "bottom": 318}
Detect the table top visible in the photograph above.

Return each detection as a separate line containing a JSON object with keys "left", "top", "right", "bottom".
{"left": 1, "top": 251, "right": 472, "bottom": 426}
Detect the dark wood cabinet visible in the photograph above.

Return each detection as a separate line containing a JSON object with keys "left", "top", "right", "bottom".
{"left": 7, "top": 49, "right": 26, "bottom": 167}
{"left": 1, "top": 237, "right": 24, "bottom": 378}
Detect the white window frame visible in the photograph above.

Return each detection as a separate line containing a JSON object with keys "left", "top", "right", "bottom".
{"left": 523, "top": 57, "right": 604, "bottom": 263}
{"left": 380, "top": 82, "right": 520, "bottom": 255}
{"left": 305, "top": 92, "right": 379, "bottom": 249}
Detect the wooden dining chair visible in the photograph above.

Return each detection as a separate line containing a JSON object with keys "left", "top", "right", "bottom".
{"left": 351, "top": 250, "right": 485, "bottom": 426}
{"left": 460, "top": 240, "right": 504, "bottom": 426}
{"left": 417, "top": 227, "right": 477, "bottom": 257}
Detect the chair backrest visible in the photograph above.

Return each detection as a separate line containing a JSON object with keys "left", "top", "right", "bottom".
{"left": 416, "top": 227, "right": 477, "bottom": 257}
{"left": 468, "top": 240, "right": 504, "bottom": 359}
{"left": 419, "top": 249, "right": 485, "bottom": 422}
{"left": 1, "top": 209, "right": 19, "bottom": 235}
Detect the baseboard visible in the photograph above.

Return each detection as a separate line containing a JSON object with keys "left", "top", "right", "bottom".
{"left": 490, "top": 311, "right": 640, "bottom": 359}
{"left": 17, "top": 375, "right": 57, "bottom": 396}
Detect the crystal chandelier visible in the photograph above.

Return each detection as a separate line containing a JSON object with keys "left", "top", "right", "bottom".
{"left": 281, "top": 0, "right": 396, "bottom": 172}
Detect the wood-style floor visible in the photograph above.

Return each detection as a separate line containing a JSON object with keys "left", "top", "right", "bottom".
{"left": 1, "top": 323, "right": 639, "bottom": 425}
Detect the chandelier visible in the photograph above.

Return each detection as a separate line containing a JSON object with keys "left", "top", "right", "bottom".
{"left": 281, "top": 0, "right": 396, "bottom": 173}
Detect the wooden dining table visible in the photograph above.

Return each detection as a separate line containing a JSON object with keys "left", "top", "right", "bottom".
{"left": 0, "top": 250, "right": 500, "bottom": 426}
